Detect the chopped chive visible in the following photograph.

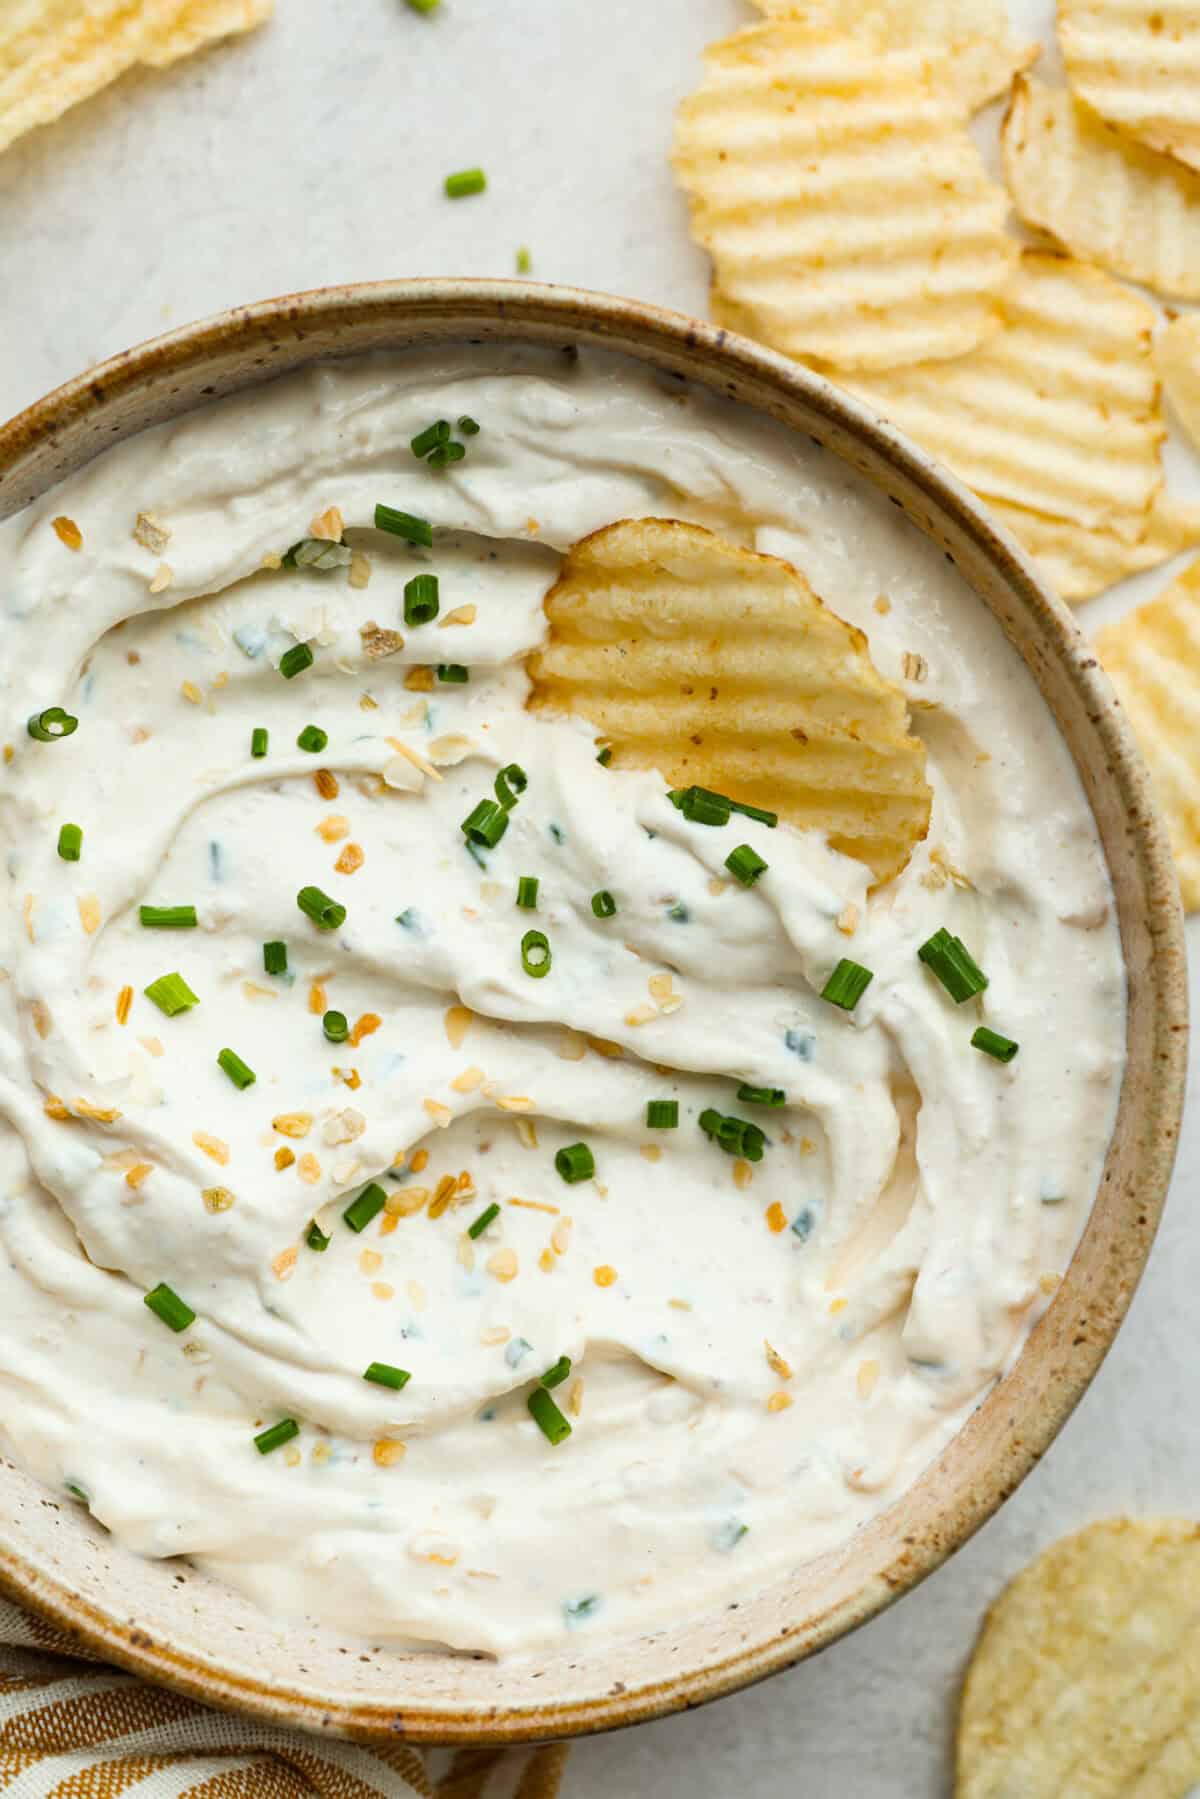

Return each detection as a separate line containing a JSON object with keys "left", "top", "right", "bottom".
{"left": 57, "top": 823, "right": 82, "bottom": 861}
{"left": 972, "top": 1026, "right": 1019, "bottom": 1063}
{"left": 217, "top": 1047, "right": 256, "bottom": 1089}
{"left": 516, "top": 245, "right": 532, "bottom": 274}
{"left": 140, "top": 905, "right": 197, "bottom": 928}
{"left": 494, "top": 762, "right": 528, "bottom": 810}
{"left": 467, "top": 1201, "right": 500, "bottom": 1239}
{"left": 306, "top": 1219, "right": 330, "bottom": 1251}
{"left": 590, "top": 890, "right": 617, "bottom": 919}
{"left": 411, "top": 419, "right": 451, "bottom": 458}
{"left": 405, "top": 0, "right": 440, "bottom": 12}
{"left": 144, "top": 1282, "right": 195, "bottom": 1332}
{"left": 699, "top": 1109, "right": 765, "bottom": 1162}
{"left": 404, "top": 572, "right": 440, "bottom": 626}
{"left": 527, "top": 1385, "right": 571, "bottom": 1445}
{"left": 343, "top": 1182, "right": 387, "bottom": 1233}
{"left": 521, "top": 928, "right": 551, "bottom": 978}
{"left": 555, "top": 1142, "right": 594, "bottom": 1183}
{"left": 725, "top": 844, "right": 768, "bottom": 886}
{"left": 821, "top": 959, "right": 874, "bottom": 1012}
{"left": 144, "top": 972, "right": 198, "bottom": 1016}
{"left": 251, "top": 726, "right": 269, "bottom": 757}
{"left": 374, "top": 503, "right": 433, "bottom": 546}
{"left": 296, "top": 724, "right": 328, "bottom": 753}
{"left": 737, "top": 1084, "right": 786, "bottom": 1107}
{"left": 445, "top": 167, "right": 487, "bottom": 198}
{"left": 263, "top": 940, "right": 288, "bottom": 976}
{"left": 458, "top": 416, "right": 481, "bottom": 436}
{"left": 364, "top": 1361, "right": 411, "bottom": 1389}
{"left": 254, "top": 1418, "right": 299, "bottom": 1455}
{"left": 437, "top": 664, "right": 469, "bottom": 683}
{"left": 27, "top": 707, "right": 77, "bottom": 742}
{"left": 677, "top": 787, "right": 731, "bottom": 827}
{"left": 517, "top": 875, "right": 539, "bottom": 909}
{"left": 461, "top": 799, "right": 508, "bottom": 848}
{"left": 322, "top": 1009, "right": 348, "bottom": 1043}
{"left": 646, "top": 1099, "right": 679, "bottom": 1129}
{"left": 279, "top": 642, "right": 314, "bottom": 680}
{"left": 427, "top": 442, "right": 466, "bottom": 469}
{"left": 541, "top": 1355, "right": 571, "bottom": 1389}
{"left": 297, "top": 885, "right": 346, "bottom": 931}
{"left": 918, "top": 927, "right": 989, "bottom": 1003}
{"left": 596, "top": 746, "right": 612, "bottom": 766}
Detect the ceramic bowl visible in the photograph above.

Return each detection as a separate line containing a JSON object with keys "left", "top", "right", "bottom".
{"left": 0, "top": 281, "right": 1187, "bottom": 1744}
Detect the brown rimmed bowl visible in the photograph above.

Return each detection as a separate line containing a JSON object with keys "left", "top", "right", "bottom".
{"left": 0, "top": 280, "right": 1187, "bottom": 1744}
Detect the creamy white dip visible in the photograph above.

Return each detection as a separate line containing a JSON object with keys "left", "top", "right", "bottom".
{"left": 0, "top": 346, "right": 1124, "bottom": 1656}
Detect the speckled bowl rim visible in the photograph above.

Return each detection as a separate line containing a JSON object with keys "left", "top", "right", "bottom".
{"left": 0, "top": 278, "right": 1187, "bottom": 1745}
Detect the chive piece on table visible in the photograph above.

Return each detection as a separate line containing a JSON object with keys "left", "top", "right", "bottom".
{"left": 972, "top": 1025, "right": 1019, "bottom": 1063}
{"left": 411, "top": 420, "right": 450, "bottom": 458}
{"left": 343, "top": 1182, "right": 387, "bottom": 1233}
{"left": 541, "top": 1355, "right": 571, "bottom": 1390}
{"left": 57, "top": 823, "right": 82, "bottom": 861}
{"left": 374, "top": 504, "right": 433, "bottom": 547}
{"left": 458, "top": 416, "right": 481, "bottom": 436}
{"left": 736, "top": 1084, "right": 786, "bottom": 1107}
{"left": 364, "top": 1361, "right": 412, "bottom": 1389}
{"left": 297, "top": 885, "right": 346, "bottom": 931}
{"left": 263, "top": 940, "right": 287, "bottom": 976}
{"left": 306, "top": 1219, "right": 330, "bottom": 1252}
{"left": 322, "top": 1009, "right": 348, "bottom": 1043}
{"left": 144, "top": 1282, "right": 195, "bottom": 1332}
{"left": 516, "top": 875, "right": 539, "bottom": 909}
{"left": 646, "top": 1099, "right": 678, "bottom": 1129}
{"left": 516, "top": 246, "right": 532, "bottom": 274}
{"left": 404, "top": 573, "right": 440, "bottom": 626}
{"left": 555, "top": 1142, "right": 594, "bottom": 1184}
{"left": 140, "top": 905, "right": 197, "bottom": 928}
{"left": 821, "top": 958, "right": 874, "bottom": 1012}
{"left": 254, "top": 1418, "right": 299, "bottom": 1455}
{"left": 27, "top": 707, "right": 78, "bottom": 742}
{"left": 251, "top": 726, "right": 269, "bottom": 758}
{"left": 494, "top": 762, "right": 528, "bottom": 810}
{"left": 445, "top": 168, "right": 487, "bottom": 198}
{"left": 527, "top": 1386, "right": 571, "bottom": 1445}
{"left": 437, "top": 664, "right": 469, "bottom": 683}
{"left": 461, "top": 799, "right": 508, "bottom": 848}
{"left": 521, "top": 928, "right": 551, "bottom": 978}
{"left": 296, "top": 724, "right": 328, "bottom": 754}
{"left": 590, "top": 890, "right": 616, "bottom": 919}
{"left": 918, "top": 927, "right": 989, "bottom": 1003}
{"left": 279, "top": 643, "right": 314, "bottom": 680}
{"left": 405, "top": 0, "right": 439, "bottom": 12}
{"left": 144, "top": 972, "right": 198, "bottom": 1016}
{"left": 467, "top": 1202, "right": 500, "bottom": 1240}
{"left": 217, "top": 1047, "right": 256, "bottom": 1090}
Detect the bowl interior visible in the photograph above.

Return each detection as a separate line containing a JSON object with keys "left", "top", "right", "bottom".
{"left": 0, "top": 281, "right": 1187, "bottom": 1743}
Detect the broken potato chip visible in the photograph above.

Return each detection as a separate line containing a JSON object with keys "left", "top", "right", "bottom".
{"left": 1096, "top": 560, "right": 1200, "bottom": 910}
{"left": 0, "top": 0, "right": 271, "bottom": 156}
{"left": 1059, "top": 0, "right": 1200, "bottom": 173}
{"left": 1002, "top": 76, "right": 1200, "bottom": 300}
{"left": 986, "top": 493, "right": 1200, "bottom": 602}
{"left": 672, "top": 18, "right": 1017, "bottom": 371}
{"left": 1157, "top": 312, "right": 1200, "bottom": 452}
{"left": 958, "top": 1517, "right": 1200, "bottom": 1795}
{"left": 526, "top": 518, "right": 931, "bottom": 887}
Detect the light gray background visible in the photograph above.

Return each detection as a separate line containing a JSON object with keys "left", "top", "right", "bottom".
{"left": 1, "top": 3, "right": 1196, "bottom": 1793}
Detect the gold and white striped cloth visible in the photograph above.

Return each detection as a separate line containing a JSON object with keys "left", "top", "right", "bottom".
{"left": 0, "top": 1596, "right": 569, "bottom": 1797}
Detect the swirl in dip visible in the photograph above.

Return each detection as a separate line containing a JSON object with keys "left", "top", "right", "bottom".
{"left": 0, "top": 348, "right": 1124, "bottom": 1655}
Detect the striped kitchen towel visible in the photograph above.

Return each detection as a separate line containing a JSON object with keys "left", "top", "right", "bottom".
{"left": 0, "top": 1596, "right": 568, "bottom": 1796}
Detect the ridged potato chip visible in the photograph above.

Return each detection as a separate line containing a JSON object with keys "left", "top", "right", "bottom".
{"left": 1157, "top": 312, "right": 1200, "bottom": 450}
{"left": 958, "top": 1518, "right": 1200, "bottom": 1795}
{"left": 748, "top": 0, "right": 1039, "bottom": 111}
{"left": 986, "top": 493, "right": 1200, "bottom": 601}
{"left": 671, "top": 19, "right": 1017, "bottom": 371}
{"left": 1096, "top": 561, "right": 1200, "bottom": 909}
{"left": 1060, "top": 0, "right": 1200, "bottom": 172}
{"left": 1002, "top": 76, "right": 1200, "bottom": 300}
{"left": 0, "top": 0, "right": 271, "bottom": 155}
{"left": 526, "top": 518, "right": 931, "bottom": 887}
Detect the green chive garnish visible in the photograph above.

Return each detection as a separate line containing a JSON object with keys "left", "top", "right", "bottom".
{"left": 57, "top": 823, "right": 82, "bottom": 861}
{"left": 140, "top": 905, "right": 197, "bottom": 928}
{"left": 404, "top": 573, "right": 440, "bottom": 625}
{"left": 516, "top": 246, "right": 532, "bottom": 274}
{"left": 972, "top": 1026, "right": 1019, "bottom": 1063}
{"left": 646, "top": 1100, "right": 678, "bottom": 1129}
{"left": 467, "top": 1202, "right": 500, "bottom": 1239}
{"left": 461, "top": 799, "right": 508, "bottom": 848}
{"left": 322, "top": 1009, "right": 348, "bottom": 1043}
{"left": 699, "top": 1109, "right": 765, "bottom": 1162}
{"left": 364, "top": 1361, "right": 411, "bottom": 1389}
{"left": 254, "top": 1419, "right": 299, "bottom": 1455}
{"left": 251, "top": 727, "right": 268, "bottom": 757}
{"left": 458, "top": 416, "right": 481, "bottom": 436}
{"left": 725, "top": 844, "right": 768, "bottom": 886}
{"left": 521, "top": 928, "right": 551, "bottom": 978}
{"left": 263, "top": 940, "right": 288, "bottom": 975}
{"left": 673, "top": 786, "right": 730, "bottom": 827}
{"left": 279, "top": 643, "right": 314, "bottom": 680}
{"left": 541, "top": 1355, "right": 571, "bottom": 1389}
{"left": 494, "top": 763, "right": 528, "bottom": 810}
{"left": 144, "top": 1283, "right": 195, "bottom": 1332}
{"left": 27, "top": 707, "right": 77, "bottom": 742}
{"left": 411, "top": 420, "right": 450, "bottom": 458}
{"left": 405, "top": 0, "right": 439, "bottom": 12}
{"left": 144, "top": 972, "right": 198, "bottom": 1016}
{"left": 297, "top": 885, "right": 346, "bottom": 931}
{"left": 596, "top": 746, "right": 612, "bottom": 766}
{"left": 555, "top": 1142, "right": 594, "bottom": 1183}
{"left": 374, "top": 504, "right": 433, "bottom": 546}
{"left": 445, "top": 167, "right": 487, "bottom": 198}
{"left": 590, "top": 890, "right": 616, "bottom": 919}
{"left": 918, "top": 927, "right": 989, "bottom": 1003}
{"left": 343, "top": 1182, "right": 387, "bottom": 1232}
{"left": 821, "top": 959, "right": 874, "bottom": 1011}
{"left": 517, "top": 875, "right": 539, "bottom": 909}
{"left": 306, "top": 1219, "right": 330, "bottom": 1251}
{"left": 427, "top": 442, "right": 466, "bottom": 469}
{"left": 296, "top": 724, "right": 328, "bottom": 753}
{"left": 437, "top": 664, "right": 469, "bottom": 683}
{"left": 217, "top": 1048, "right": 256, "bottom": 1089}
{"left": 737, "top": 1084, "right": 786, "bottom": 1107}
{"left": 527, "top": 1386, "right": 571, "bottom": 1445}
